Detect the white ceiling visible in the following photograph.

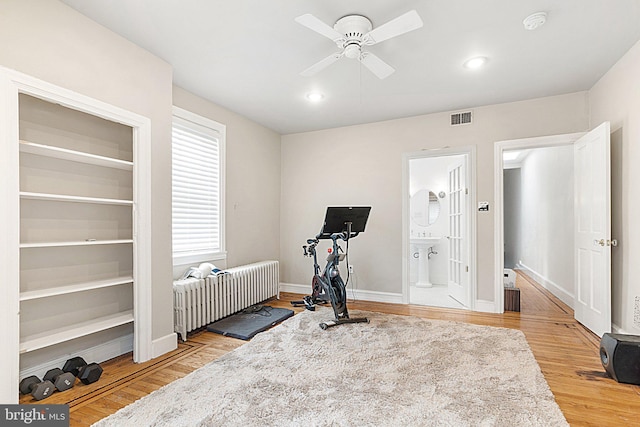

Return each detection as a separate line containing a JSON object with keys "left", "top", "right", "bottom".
{"left": 60, "top": 0, "right": 640, "bottom": 135}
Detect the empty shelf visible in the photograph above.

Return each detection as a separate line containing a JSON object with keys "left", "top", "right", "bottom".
{"left": 20, "top": 140, "right": 133, "bottom": 170}
{"left": 20, "top": 276, "right": 134, "bottom": 301}
{"left": 20, "top": 310, "right": 134, "bottom": 354}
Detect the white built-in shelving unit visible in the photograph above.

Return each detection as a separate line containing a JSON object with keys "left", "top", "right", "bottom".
{"left": 0, "top": 67, "right": 153, "bottom": 403}
{"left": 18, "top": 93, "right": 136, "bottom": 363}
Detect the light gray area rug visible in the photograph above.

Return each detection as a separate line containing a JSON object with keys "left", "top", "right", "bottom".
{"left": 93, "top": 308, "right": 568, "bottom": 427}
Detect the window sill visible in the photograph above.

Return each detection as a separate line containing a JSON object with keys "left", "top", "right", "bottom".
{"left": 173, "top": 251, "right": 227, "bottom": 267}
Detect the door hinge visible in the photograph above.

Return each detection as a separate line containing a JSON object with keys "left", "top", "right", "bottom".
{"left": 466, "top": 266, "right": 469, "bottom": 272}
{"left": 465, "top": 188, "right": 469, "bottom": 195}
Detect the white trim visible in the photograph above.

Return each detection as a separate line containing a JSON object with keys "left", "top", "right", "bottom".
{"left": 518, "top": 263, "right": 575, "bottom": 309}
{"left": 279, "top": 283, "right": 404, "bottom": 305}
{"left": 172, "top": 106, "right": 225, "bottom": 133}
{"left": 474, "top": 299, "right": 497, "bottom": 313}
{"left": 348, "top": 289, "right": 404, "bottom": 304}
{"left": 493, "top": 132, "right": 585, "bottom": 314}
{"left": 0, "top": 70, "right": 21, "bottom": 404}
{"left": 19, "top": 334, "right": 134, "bottom": 381}
{"left": 152, "top": 333, "right": 178, "bottom": 359}
{"left": 0, "top": 66, "right": 154, "bottom": 403}
{"left": 133, "top": 115, "right": 153, "bottom": 363}
{"left": 173, "top": 250, "right": 228, "bottom": 266}
{"left": 279, "top": 282, "right": 316, "bottom": 294}
{"left": 401, "top": 154, "right": 410, "bottom": 304}
{"left": 171, "top": 106, "right": 227, "bottom": 265}
{"left": 401, "top": 146, "right": 477, "bottom": 311}
{"left": 612, "top": 323, "right": 628, "bottom": 334}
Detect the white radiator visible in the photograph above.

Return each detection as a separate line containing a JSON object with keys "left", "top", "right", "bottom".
{"left": 173, "top": 260, "right": 279, "bottom": 341}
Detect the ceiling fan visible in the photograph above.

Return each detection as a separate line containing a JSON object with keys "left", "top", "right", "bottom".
{"left": 295, "top": 10, "right": 423, "bottom": 79}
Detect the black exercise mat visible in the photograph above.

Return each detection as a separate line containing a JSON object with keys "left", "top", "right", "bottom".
{"left": 206, "top": 306, "right": 294, "bottom": 340}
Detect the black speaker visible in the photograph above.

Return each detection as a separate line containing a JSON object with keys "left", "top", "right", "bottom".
{"left": 599, "top": 333, "right": 640, "bottom": 385}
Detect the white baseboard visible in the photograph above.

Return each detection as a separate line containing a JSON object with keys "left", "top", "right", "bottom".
{"left": 611, "top": 323, "right": 635, "bottom": 335}
{"left": 152, "top": 333, "right": 178, "bottom": 359}
{"left": 279, "top": 283, "right": 403, "bottom": 304}
{"left": 348, "top": 288, "right": 404, "bottom": 304}
{"left": 518, "top": 263, "right": 574, "bottom": 308}
{"left": 19, "top": 334, "right": 133, "bottom": 380}
{"left": 278, "top": 282, "right": 308, "bottom": 295}
{"left": 474, "top": 299, "right": 498, "bottom": 313}
{"left": 281, "top": 283, "right": 504, "bottom": 311}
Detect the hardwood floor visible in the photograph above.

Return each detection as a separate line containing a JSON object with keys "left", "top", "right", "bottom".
{"left": 20, "top": 272, "right": 640, "bottom": 426}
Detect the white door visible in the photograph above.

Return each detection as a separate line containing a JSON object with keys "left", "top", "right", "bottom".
{"left": 447, "top": 159, "right": 468, "bottom": 306}
{"left": 574, "top": 122, "right": 611, "bottom": 337}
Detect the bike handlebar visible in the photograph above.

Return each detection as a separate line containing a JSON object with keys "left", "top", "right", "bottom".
{"left": 303, "top": 230, "right": 359, "bottom": 257}
{"left": 313, "top": 231, "right": 359, "bottom": 241}
{"left": 303, "top": 239, "right": 318, "bottom": 257}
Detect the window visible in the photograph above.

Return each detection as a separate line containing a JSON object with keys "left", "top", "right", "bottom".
{"left": 172, "top": 107, "right": 225, "bottom": 264}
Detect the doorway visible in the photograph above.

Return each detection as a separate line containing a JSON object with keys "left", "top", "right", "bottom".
{"left": 494, "top": 132, "right": 582, "bottom": 311}
{"left": 494, "top": 124, "right": 612, "bottom": 337}
{"left": 502, "top": 145, "right": 576, "bottom": 308}
{"left": 402, "top": 147, "right": 476, "bottom": 310}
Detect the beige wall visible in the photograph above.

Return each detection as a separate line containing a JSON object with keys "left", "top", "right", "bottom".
{"left": 589, "top": 39, "right": 640, "bottom": 334}
{"left": 4, "top": 0, "right": 635, "bottom": 338}
{"left": 0, "top": 0, "right": 174, "bottom": 340}
{"left": 172, "top": 86, "right": 281, "bottom": 273}
{"left": 281, "top": 92, "right": 589, "bottom": 304}
{"left": 1, "top": 1, "right": 282, "bottom": 358}
{"left": 518, "top": 145, "right": 574, "bottom": 306}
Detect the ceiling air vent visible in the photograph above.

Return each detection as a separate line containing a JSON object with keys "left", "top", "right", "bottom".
{"left": 450, "top": 111, "right": 472, "bottom": 126}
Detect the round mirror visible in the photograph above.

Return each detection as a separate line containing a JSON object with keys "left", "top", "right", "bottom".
{"left": 410, "top": 189, "right": 441, "bottom": 226}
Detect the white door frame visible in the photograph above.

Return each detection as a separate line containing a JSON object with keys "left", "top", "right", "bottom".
{"left": 493, "top": 132, "right": 585, "bottom": 312}
{"left": 402, "top": 146, "right": 477, "bottom": 308}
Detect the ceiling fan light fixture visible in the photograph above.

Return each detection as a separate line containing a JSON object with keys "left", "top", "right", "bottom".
{"left": 344, "top": 43, "right": 361, "bottom": 59}
{"left": 463, "top": 56, "right": 487, "bottom": 70}
{"left": 306, "top": 92, "right": 324, "bottom": 102}
{"left": 295, "top": 10, "right": 423, "bottom": 79}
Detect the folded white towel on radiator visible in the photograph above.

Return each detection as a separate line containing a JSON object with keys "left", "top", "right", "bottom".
{"left": 180, "top": 263, "right": 228, "bottom": 279}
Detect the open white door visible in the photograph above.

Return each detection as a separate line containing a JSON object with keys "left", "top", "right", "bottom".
{"left": 447, "top": 159, "right": 468, "bottom": 307}
{"left": 574, "top": 121, "right": 611, "bottom": 337}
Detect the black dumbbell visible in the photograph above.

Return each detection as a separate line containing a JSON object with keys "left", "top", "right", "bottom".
{"left": 63, "top": 356, "right": 103, "bottom": 385}
{"left": 19, "top": 376, "right": 55, "bottom": 401}
{"left": 43, "top": 368, "right": 76, "bottom": 392}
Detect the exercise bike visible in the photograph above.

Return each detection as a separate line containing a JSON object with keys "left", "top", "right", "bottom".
{"left": 292, "top": 206, "right": 371, "bottom": 329}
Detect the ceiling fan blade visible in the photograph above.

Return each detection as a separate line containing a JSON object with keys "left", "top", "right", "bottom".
{"left": 301, "top": 52, "right": 344, "bottom": 76}
{"left": 295, "top": 14, "right": 345, "bottom": 43}
{"left": 359, "top": 52, "right": 395, "bottom": 79}
{"left": 363, "top": 10, "right": 423, "bottom": 45}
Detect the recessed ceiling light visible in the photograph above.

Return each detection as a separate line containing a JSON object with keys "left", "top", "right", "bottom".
{"left": 463, "top": 57, "right": 487, "bottom": 70}
{"left": 306, "top": 92, "right": 324, "bottom": 102}
{"left": 523, "top": 12, "right": 547, "bottom": 30}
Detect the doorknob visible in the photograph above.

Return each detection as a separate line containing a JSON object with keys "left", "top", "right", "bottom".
{"left": 593, "top": 239, "right": 618, "bottom": 247}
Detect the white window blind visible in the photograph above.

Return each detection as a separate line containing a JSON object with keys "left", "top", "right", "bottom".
{"left": 172, "top": 108, "right": 225, "bottom": 263}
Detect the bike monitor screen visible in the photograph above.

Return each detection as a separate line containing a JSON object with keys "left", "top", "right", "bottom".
{"left": 321, "top": 206, "right": 371, "bottom": 236}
